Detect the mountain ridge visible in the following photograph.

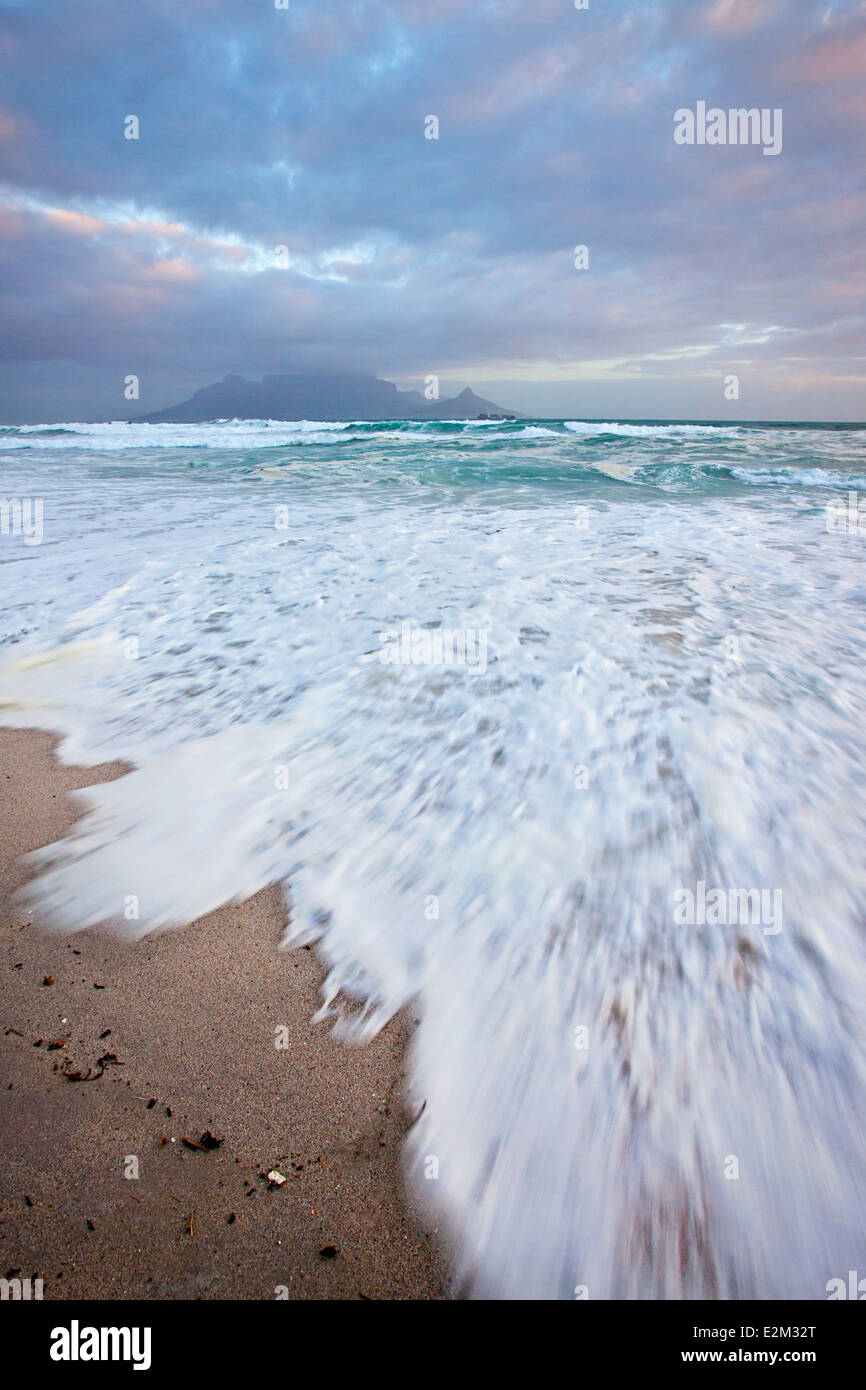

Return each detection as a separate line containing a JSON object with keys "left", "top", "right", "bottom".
{"left": 138, "top": 372, "right": 521, "bottom": 423}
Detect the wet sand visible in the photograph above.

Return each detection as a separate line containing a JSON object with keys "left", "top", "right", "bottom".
{"left": 0, "top": 726, "right": 448, "bottom": 1300}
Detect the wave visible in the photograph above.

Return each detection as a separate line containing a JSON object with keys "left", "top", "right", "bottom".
{"left": 0, "top": 419, "right": 595, "bottom": 454}
{"left": 2, "top": 451, "right": 866, "bottom": 1298}
{"left": 564, "top": 421, "right": 740, "bottom": 438}
{"left": 725, "top": 465, "right": 866, "bottom": 489}
{"left": 0, "top": 425, "right": 78, "bottom": 438}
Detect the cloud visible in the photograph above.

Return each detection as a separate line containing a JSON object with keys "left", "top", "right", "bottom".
{"left": 47, "top": 208, "right": 108, "bottom": 236}
{"left": 0, "top": 0, "right": 862, "bottom": 418}
{"left": 137, "top": 255, "right": 201, "bottom": 284}
{"left": 785, "top": 24, "right": 866, "bottom": 84}
{"left": 704, "top": 0, "right": 780, "bottom": 35}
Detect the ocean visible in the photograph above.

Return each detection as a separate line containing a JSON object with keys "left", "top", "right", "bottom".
{"left": 1, "top": 416, "right": 865, "bottom": 1297}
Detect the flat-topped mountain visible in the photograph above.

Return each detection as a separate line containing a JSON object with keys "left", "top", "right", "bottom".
{"left": 139, "top": 372, "right": 520, "bottom": 423}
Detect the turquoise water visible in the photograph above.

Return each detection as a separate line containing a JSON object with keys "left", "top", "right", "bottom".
{"left": 2, "top": 417, "right": 865, "bottom": 1297}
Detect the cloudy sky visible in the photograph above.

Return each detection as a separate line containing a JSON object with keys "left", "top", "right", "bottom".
{"left": 0, "top": 0, "right": 864, "bottom": 421}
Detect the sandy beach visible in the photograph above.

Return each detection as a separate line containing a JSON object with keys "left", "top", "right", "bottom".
{"left": 0, "top": 726, "right": 448, "bottom": 1300}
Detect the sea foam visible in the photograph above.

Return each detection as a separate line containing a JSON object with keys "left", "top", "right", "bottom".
{"left": 2, "top": 419, "right": 865, "bottom": 1297}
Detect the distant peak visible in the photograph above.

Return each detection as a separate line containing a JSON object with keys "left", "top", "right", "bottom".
{"left": 138, "top": 371, "right": 519, "bottom": 423}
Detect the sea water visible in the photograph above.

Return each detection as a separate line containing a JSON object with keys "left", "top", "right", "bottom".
{"left": 1, "top": 416, "right": 865, "bottom": 1298}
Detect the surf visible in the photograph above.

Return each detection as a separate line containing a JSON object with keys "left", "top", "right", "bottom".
{"left": 2, "top": 418, "right": 865, "bottom": 1297}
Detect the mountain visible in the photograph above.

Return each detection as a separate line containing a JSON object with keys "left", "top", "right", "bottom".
{"left": 138, "top": 372, "right": 520, "bottom": 422}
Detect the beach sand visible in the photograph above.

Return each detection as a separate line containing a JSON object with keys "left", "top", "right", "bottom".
{"left": 0, "top": 726, "right": 448, "bottom": 1300}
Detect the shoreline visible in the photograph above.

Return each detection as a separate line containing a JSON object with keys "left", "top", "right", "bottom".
{"left": 0, "top": 726, "right": 448, "bottom": 1300}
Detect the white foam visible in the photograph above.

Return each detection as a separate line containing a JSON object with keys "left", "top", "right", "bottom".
{"left": 564, "top": 420, "right": 739, "bottom": 437}
{"left": 2, "top": 427, "right": 866, "bottom": 1298}
{"left": 21, "top": 724, "right": 296, "bottom": 933}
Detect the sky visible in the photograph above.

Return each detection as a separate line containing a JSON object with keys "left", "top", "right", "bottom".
{"left": 0, "top": 0, "right": 864, "bottom": 422}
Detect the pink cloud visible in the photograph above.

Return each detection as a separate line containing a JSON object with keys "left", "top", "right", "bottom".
{"left": 704, "top": 0, "right": 779, "bottom": 35}
{"left": 786, "top": 27, "right": 866, "bottom": 83}
{"left": 0, "top": 208, "right": 25, "bottom": 238}
{"left": 450, "top": 45, "right": 577, "bottom": 124}
{"left": 138, "top": 256, "right": 201, "bottom": 285}
{"left": 48, "top": 209, "right": 107, "bottom": 237}
{"left": 0, "top": 106, "right": 20, "bottom": 147}
{"left": 122, "top": 217, "right": 188, "bottom": 240}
